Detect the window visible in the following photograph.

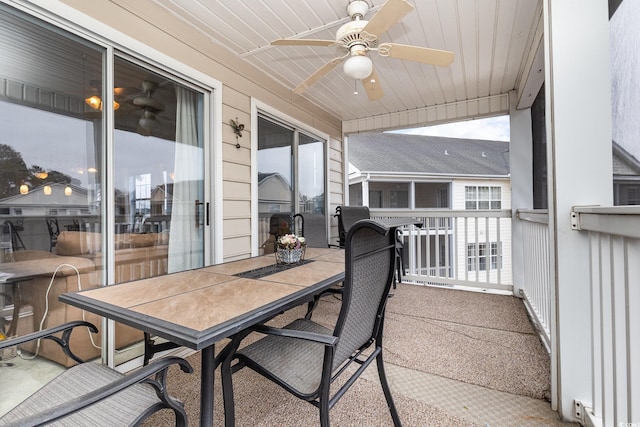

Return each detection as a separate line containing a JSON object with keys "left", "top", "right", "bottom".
{"left": 467, "top": 244, "right": 476, "bottom": 271}
{"left": 467, "top": 242, "right": 501, "bottom": 271}
{"left": 390, "top": 190, "right": 408, "bottom": 208}
{"left": 415, "top": 182, "right": 450, "bottom": 208}
{"left": 369, "top": 182, "right": 409, "bottom": 208}
{"left": 465, "top": 185, "right": 502, "bottom": 210}
{"left": 369, "top": 190, "right": 382, "bottom": 208}
{"left": 349, "top": 182, "right": 363, "bottom": 206}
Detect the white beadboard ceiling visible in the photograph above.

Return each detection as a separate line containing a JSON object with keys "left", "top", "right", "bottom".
{"left": 143, "top": 0, "right": 544, "bottom": 129}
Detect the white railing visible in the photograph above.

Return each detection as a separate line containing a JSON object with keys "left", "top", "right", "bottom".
{"left": 371, "top": 209, "right": 513, "bottom": 293}
{"left": 572, "top": 206, "right": 640, "bottom": 427}
{"left": 516, "top": 209, "right": 551, "bottom": 351}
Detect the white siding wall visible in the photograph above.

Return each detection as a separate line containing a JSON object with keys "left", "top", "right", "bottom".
{"left": 451, "top": 178, "right": 513, "bottom": 285}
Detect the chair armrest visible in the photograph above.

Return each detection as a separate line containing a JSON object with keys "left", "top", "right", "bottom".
{"left": 0, "top": 321, "right": 97, "bottom": 349}
{"left": 2, "top": 356, "right": 193, "bottom": 427}
{"left": 0, "top": 320, "right": 98, "bottom": 364}
{"left": 250, "top": 324, "right": 338, "bottom": 347}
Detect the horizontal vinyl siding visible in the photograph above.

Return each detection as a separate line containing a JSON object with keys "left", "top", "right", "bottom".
{"left": 222, "top": 88, "right": 253, "bottom": 260}
{"left": 328, "top": 137, "right": 344, "bottom": 241}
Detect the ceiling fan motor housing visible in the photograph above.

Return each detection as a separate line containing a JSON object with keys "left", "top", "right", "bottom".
{"left": 346, "top": 0, "right": 369, "bottom": 20}
{"left": 336, "top": 19, "right": 376, "bottom": 49}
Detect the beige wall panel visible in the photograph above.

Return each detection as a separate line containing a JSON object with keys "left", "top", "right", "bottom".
{"left": 223, "top": 218, "right": 251, "bottom": 238}
{"left": 329, "top": 159, "right": 342, "bottom": 175}
{"left": 223, "top": 235, "right": 252, "bottom": 259}
{"left": 329, "top": 192, "right": 345, "bottom": 206}
{"left": 224, "top": 200, "right": 251, "bottom": 219}
{"left": 223, "top": 162, "right": 251, "bottom": 184}
{"left": 329, "top": 170, "right": 343, "bottom": 184}
{"left": 329, "top": 137, "right": 343, "bottom": 153}
{"left": 329, "top": 148, "right": 343, "bottom": 163}
{"left": 223, "top": 86, "right": 251, "bottom": 112}
{"left": 223, "top": 181, "right": 251, "bottom": 200}
{"left": 329, "top": 181, "right": 343, "bottom": 194}
{"left": 222, "top": 143, "right": 251, "bottom": 166}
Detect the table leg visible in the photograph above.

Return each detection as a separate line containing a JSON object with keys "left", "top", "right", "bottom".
{"left": 200, "top": 344, "right": 215, "bottom": 427}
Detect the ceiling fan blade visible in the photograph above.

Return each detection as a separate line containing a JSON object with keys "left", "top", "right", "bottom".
{"left": 379, "top": 43, "right": 454, "bottom": 67}
{"left": 362, "top": 68, "right": 383, "bottom": 101}
{"left": 361, "top": 0, "right": 414, "bottom": 38}
{"left": 272, "top": 39, "right": 335, "bottom": 47}
{"left": 294, "top": 57, "right": 344, "bottom": 94}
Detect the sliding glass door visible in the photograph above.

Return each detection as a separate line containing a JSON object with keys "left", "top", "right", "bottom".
{"left": 112, "top": 57, "right": 206, "bottom": 364}
{"left": 0, "top": 2, "right": 211, "bottom": 386}
{"left": 257, "top": 115, "right": 326, "bottom": 254}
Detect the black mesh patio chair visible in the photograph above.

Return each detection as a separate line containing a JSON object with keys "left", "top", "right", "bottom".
{"left": 335, "top": 206, "right": 404, "bottom": 288}
{"left": 0, "top": 321, "right": 192, "bottom": 427}
{"left": 335, "top": 205, "right": 370, "bottom": 248}
{"left": 293, "top": 213, "right": 339, "bottom": 249}
{"left": 221, "top": 219, "right": 402, "bottom": 427}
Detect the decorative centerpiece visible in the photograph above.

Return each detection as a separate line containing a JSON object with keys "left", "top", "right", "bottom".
{"left": 275, "top": 234, "right": 306, "bottom": 264}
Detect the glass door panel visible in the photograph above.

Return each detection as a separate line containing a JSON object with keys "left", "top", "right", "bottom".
{"left": 297, "top": 133, "right": 326, "bottom": 243}
{"left": 0, "top": 2, "right": 105, "bottom": 403}
{"left": 257, "top": 117, "right": 293, "bottom": 254}
{"left": 112, "top": 57, "right": 205, "bottom": 363}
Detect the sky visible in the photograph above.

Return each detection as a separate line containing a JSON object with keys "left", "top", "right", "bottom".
{"left": 610, "top": 0, "right": 640, "bottom": 160}
{"left": 390, "top": 115, "right": 510, "bottom": 141}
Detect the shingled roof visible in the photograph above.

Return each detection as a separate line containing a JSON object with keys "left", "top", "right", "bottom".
{"left": 348, "top": 133, "right": 510, "bottom": 177}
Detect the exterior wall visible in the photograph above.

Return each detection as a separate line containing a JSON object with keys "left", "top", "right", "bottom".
{"left": 451, "top": 178, "right": 512, "bottom": 285}
{"left": 49, "top": 0, "right": 344, "bottom": 261}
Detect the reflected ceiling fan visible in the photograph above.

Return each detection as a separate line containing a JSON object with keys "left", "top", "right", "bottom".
{"left": 131, "top": 80, "right": 165, "bottom": 135}
{"left": 272, "top": 0, "right": 454, "bottom": 101}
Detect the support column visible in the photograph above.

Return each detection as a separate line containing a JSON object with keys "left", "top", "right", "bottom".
{"left": 509, "top": 90, "right": 534, "bottom": 297}
{"left": 543, "top": 0, "right": 613, "bottom": 420}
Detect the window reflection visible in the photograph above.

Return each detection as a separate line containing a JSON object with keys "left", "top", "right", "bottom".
{"left": 113, "top": 57, "right": 205, "bottom": 278}
{"left": 0, "top": 3, "right": 106, "bottom": 371}
{"left": 0, "top": 3, "right": 207, "bottom": 375}
{"left": 257, "top": 116, "right": 326, "bottom": 254}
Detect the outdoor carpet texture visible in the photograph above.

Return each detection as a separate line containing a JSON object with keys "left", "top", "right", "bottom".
{"left": 144, "top": 283, "right": 550, "bottom": 426}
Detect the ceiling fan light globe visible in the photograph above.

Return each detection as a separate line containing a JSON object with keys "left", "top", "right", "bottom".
{"left": 343, "top": 55, "right": 373, "bottom": 80}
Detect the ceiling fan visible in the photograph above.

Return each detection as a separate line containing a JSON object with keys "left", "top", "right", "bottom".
{"left": 272, "top": 0, "right": 454, "bottom": 101}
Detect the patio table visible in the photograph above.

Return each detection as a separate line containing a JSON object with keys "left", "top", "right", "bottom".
{"left": 60, "top": 247, "right": 344, "bottom": 427}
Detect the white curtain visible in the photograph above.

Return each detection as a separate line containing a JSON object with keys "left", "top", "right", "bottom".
{"left": 168, "top": 86, "right": 203, "bottom": 273}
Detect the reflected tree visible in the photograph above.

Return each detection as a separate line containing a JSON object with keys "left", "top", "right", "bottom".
{"left": 0, "top": 144, "right": 30, "bottom": 198}
{"left": 0, "top": 144, "right": 77, "bottom": 199}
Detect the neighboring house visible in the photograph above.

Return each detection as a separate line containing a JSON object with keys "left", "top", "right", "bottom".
{"left": 612, "top": 141, "right": 640, "bottom": 205}
{"left": 257, "top": 172, "right": 292, "bottom": 214}
{"left": 0, "top": 183, "right": 95, "bottom": 251}
{"left": 348, "top": 132, "right": 511, "bottom": 285}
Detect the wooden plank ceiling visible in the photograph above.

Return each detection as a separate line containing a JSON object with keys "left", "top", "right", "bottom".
{"left": 139, "top": 0, "right": 543, "bottom": 128}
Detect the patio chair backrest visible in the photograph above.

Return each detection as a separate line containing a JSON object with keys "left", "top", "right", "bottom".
{"left": 331, "top": 219, "right": 395, "bottom": 370}
{"left": 335, "top": 205, "right": 370, "bottom": 247}
{"left": 293, "top": 213, "right": 330, "bottom": 248}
